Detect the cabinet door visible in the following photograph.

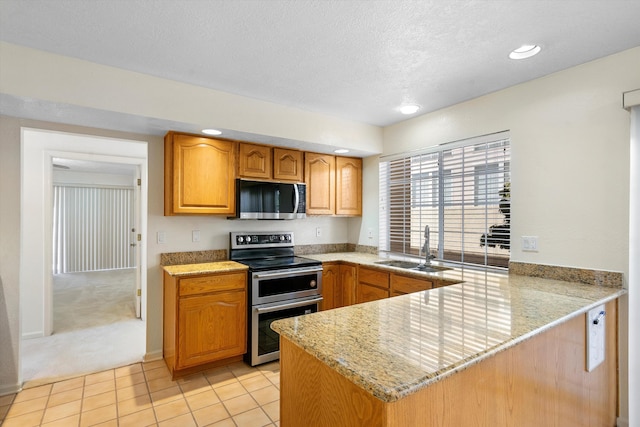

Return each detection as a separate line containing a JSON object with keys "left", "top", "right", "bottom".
{"left": 238, "top": 143, "right": 272, "bottom": 179}
{"left": 335, "top": 156, "right": 362, "bottom": 216}
{"left": 165, "top": 133, "right": 236, "bottom": 215}
{"left": 273, "top": 148, "right": 304, "bottom": 182}
{"left": 177, "top": 290, "right": 246, "bottom": 369}
{"left": 322, "top": 263, "right": 339, "bottom": 311}
{"left": 339, "top": 264, "right": 356, "bottom": 307}
{"left": 356, "top": 283, "right": 389, "bottom": 304}
{"left": 390, "top": 274, "right": 432, "bottom": 295}
{"left": 305, "top": 153, "right": 335, "bottom": 215}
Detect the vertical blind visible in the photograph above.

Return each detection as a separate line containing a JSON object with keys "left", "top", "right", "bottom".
{"left": 379, "top": 132, "right": 510, "bottom": 268}
{"left": 52, "top": 185, "right": 135, "bottom": 274}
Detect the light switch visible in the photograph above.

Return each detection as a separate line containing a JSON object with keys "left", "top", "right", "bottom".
{"left": 157, "top": 231, "right": 166, "bottom": 244}
{"left": 586, "top": 304, "right": 606, "bottom": 372}
{"left": 521, "top": 236, "right": 538, "bottom": 251}
{"left": 192, "top": 230, "right": 200, "bottom": 243}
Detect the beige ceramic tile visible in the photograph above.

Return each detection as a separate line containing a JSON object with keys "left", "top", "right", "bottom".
{"left": 118, "top": 407, "right": 157, "bottom": 427}
{"left": 6, "top": 396, "right": 48, "bottom": 418}
{"left": 179, "top": 374, "right": 212, "bottom": 396}
{"left": 12, "top": 384, "right": 52, "bottom": 403}
{"left": 206, "top": 370, "right": 238, "bottom": 388}
{"left": 250, "top": 385, "right": 280, "bottom": 406}
{"left": 117, "top": 394, "right": 152, "bottom": 417}
{"left": 84, "top": 369, "right": 114, "bottom": 386}
{"left": 214, "top": 382, "right": 247, "bottom": 401}
{"left": 116, "top": 382, "right": 149, "bottom": 402}
{"left": 142, "top": 359, "right": 166, "bottom": 371}
{"left": 1, "top": 409, "right": 44, "bottom": 427}
{"left": 115, "top": 363, "right": 143, "bottom": 378}
{"left": 41, "top": 413, "right": 80, "bottom": 427}
{"left": 158, "top": 412, "right": 197, "bottom": 427}
{"left": 83, "top": 379, "right": 115, "bottom": 398}
{"left": 82, "top": 390, "right": 116, "bottom": 412}
{"left": 192, "top": 402, "right": 230, "bottom": 426}
{"left": 115, "top": 372, "right": 145, "bottom": 389}
{"left": 0, "top": 404, "right": 11, "bottom": 420}
{"left": 79, "top": 404, "right": 117, "bottom": 427}
{"left": 42, "top": 399, "right": 82, "bottom": 424}
{"left": 51, "top": 377, "right": 85, "bottom": 394}
{"left": 154, "top": 397, "right": 190, "bottom": 422}
{"left": 232, "top": 407, "right": 272, "bottom": 427}
{"left": 147, "top": 376, "right": 177, "bottom": 393}
{"left": 90, "top": 419, "right": 118, "bottom": 427}
{"left": 209, "top": 418, "right": 237, "bottom": 427}
{"left": 150, "top": 385, "right": 183, "bottom": 406}
{"left": 0, "top": 394, "right": 15, "bottom": 406}
{"left": 227, "top": 362, "right": 261, "bottom": 381}
{"left": 222, "top": 393, "right": 258, "bottom": 416}
{"left": 262, "top": 400, "right": 280, "bottom": 423}
{"left": 240, "top": 374, "right": 272, "bottom": 392}
{"left": 185, "top": 389, "right": 221, "bottom": 411}
{"left": 47, "top": 386, "right": 83, "bottom": 408}
{"left": 144, "top": 365, "right": 172, "bottom": 381}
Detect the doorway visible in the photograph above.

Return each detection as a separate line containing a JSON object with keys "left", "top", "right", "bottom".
{"left": 19, "top": 128, "right": 148, "bottom": 385}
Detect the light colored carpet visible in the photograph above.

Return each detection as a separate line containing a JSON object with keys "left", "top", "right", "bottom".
{"left": 21, "top": 268, "right": 145, "bottom": 387}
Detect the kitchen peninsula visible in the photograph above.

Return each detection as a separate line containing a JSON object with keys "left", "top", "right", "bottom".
{"left": 272, "top": 258, "right": 625, "bottom": 426}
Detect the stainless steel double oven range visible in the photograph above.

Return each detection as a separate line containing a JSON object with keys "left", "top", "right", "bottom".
{"left": 229, "top": 231, "right": 322, "bottom": 366}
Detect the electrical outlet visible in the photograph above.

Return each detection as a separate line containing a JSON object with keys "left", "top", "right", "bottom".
{"left": 521, "top": 236, "right": 538, "bottom": 251}
{"left": 316, "top": 227, "right": 322, "bottom": 237}
{"left": 157, "top": 231, "right": 166, "bottom": 244}
{"left": 192, "top": 230, "right": 200, "bottom": 242}
{"left": 368, "top": 228, "right": 373, "bottom": 239}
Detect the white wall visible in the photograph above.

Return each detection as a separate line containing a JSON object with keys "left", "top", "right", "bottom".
{"left": 382, "top": 46, "right": 640, "bottom": 427}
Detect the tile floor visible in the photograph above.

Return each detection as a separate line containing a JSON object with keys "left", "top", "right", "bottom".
{"left": 0, "top": 360, "right": 280, "bottom": 427}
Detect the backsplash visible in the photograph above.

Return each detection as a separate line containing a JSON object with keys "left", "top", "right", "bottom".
{"left": 509, "top": 261, "right": 624, "bottom": 288}
{"left": 160, "top": 249, "right": 227, "bottom": 266}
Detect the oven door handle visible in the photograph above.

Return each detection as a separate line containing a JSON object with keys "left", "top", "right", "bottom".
{"left": 253, "top": 266, "right": 323, "bottom": 280}
{"left": 255, "top": 296, "right": 324, "bottom": 314}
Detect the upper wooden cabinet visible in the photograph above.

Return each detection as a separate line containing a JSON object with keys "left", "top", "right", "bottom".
{"left": 305, "top": 153, "right": 362, "bottom": 216}
{"left": 336, "top": 156, "right": 362, "bottom": 216}
{"left": 238, "top": 143, "right": 272, "bottom": 179}
{"left": 273, "top": 148, "right": 304, "bottom": 182}
{"left": 305, "top": 153, "right": 336, "bottom": 215}
{"left": 164, "top": 132, "right": 236, "bottom": 215}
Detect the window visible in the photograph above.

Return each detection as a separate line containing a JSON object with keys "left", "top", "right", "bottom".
{"left": 379, "top": 132, "right": 510, "bottom": 268}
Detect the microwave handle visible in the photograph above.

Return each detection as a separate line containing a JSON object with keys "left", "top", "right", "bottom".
{"left": 292, "top": 184, "right": 300, "bottom": 214}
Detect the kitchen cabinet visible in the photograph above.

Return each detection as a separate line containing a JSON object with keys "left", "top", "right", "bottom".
{"left": 163, "top": 270, "right": 247, "bottom": 378}
{"left": 335, "top": 156, "right": 362, "bottom": 216}
{"left": 305, "top": 153, "right": 362, "bottom": 216}
{"left": 273, "top": 148, "right": 304, "bottom": 182}
{"left": 356, "top": 267, "right": 389, "bottom": 304}
{"left": 164, "top": 132, "right": 237, "bottom": 215}
{"left": 238, "top": 142, "right": 272, "bottom": 179}
{"left": 390, "top": 273, "right": 433, "bottom": 297}
{"left": 322, "top": 263, "right": 356, "bottom": 309}
{"left": 305, "top": 152, "right": 335, "bottom": 215}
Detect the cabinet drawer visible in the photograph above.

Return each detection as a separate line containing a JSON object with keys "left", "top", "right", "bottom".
{"left": 391, "top": 274, "right": 432, "bottom": 295}
{"left": 358, "top": 267, "right": 389, "bottom": 289}
{"left": 356, "top": 283, "right": 389, "bottom": 304}
{"left": 179, "top": 272, "right": 246, "bottom": 296}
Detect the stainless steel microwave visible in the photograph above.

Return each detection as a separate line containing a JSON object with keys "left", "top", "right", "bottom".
{"left": 232, "top": 179, "right": 306, "bottom": 220}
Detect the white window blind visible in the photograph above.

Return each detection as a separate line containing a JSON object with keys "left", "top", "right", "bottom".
{"left": 379, "top": 132, "right": 510, "bottom": 268}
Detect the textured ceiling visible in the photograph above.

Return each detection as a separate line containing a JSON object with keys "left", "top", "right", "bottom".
{"left": 1, "top": 0, "right": 640, "bottom": 128}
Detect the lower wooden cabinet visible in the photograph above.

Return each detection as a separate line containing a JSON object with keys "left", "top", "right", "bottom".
{"left": 164, "top": 270, "right": 247, "bottom": 378}
{"left": 356, "top": 267, "right": 389, "bottom": 304}
{"left": 339, "top": 264, "right": 356, "bottom": 307}
{"left": 322, "top": 263, "right": 356, "bottom": 309}
{"left": 391, "top": 273, "right": 433, "bottom": 296}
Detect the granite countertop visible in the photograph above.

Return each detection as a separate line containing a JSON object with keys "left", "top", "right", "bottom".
{"left": 162, "top": 260, "right": 248, "bottom": 277}
{"left": 271, "top": 260, "right": 626, "bottom": 403}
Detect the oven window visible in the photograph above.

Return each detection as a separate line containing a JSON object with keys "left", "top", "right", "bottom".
{"left": 257, "top": 303, "right": 317, "bottom": 356}
{"left": 258, "top": 273, "right": 318, "bottom": 297}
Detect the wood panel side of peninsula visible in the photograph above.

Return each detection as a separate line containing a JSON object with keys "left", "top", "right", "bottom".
{"left": 279, "top": 299, "right": 617, "bottom": 427}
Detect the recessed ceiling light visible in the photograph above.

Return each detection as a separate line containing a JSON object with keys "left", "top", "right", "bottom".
{"left": 202, "top": 128, "right": 222, "bottom": 135}
{"left": 399, "top": 104, "right": 420, "bottom": 115}
{"left": 509, "top": 45, "right": 541, "bottom": 60}
{"left": 334, "top": 149, "right": 349, "bottom": 154}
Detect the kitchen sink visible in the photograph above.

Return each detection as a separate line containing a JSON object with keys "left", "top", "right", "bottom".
{"left": 374, "top": 260, "right": 451, "bottom": 272}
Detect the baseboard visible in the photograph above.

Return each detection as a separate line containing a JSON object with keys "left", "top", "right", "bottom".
{"left": 0, "top": 382, "right": 22, "bottom": 397}
{"left": 617, "top": 416, "right": 629, "bottom": 427}
{"left": 21, "top": 331, "right": 44, "bottom": 340}
{"left": 144, "top": 350, "right": 163, "bottom": 362}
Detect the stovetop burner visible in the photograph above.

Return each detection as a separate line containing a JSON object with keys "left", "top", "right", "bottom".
{"left": 229, "top": 231, "right": 321, "bottom": 271}
{"left": 239, "top": 255, "right": 321, "bottom": 272}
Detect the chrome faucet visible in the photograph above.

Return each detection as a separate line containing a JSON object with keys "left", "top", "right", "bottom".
{"left": 421, "top": 225, "right": 434, "bottom": 267}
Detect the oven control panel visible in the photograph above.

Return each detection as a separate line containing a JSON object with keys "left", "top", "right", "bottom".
{"left": 230, "top": 231, "right": 294, "bottom": 249}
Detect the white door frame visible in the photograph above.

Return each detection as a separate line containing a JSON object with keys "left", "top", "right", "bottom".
{"left": 19, "top": 128, "right": 148, "bottom": 349}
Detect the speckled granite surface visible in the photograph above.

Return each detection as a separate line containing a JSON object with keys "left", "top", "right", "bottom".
{"left": 271, "top": 266, "right": 626, "bottom": 403}
{"left": 509, "top": 261, "right": 624, "bottom": 288}
{"left": 160, "top": 249, "right": 227, "bottom": 266}
{"left": 163, "top": 260, "right": 248, "bottom": 277}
